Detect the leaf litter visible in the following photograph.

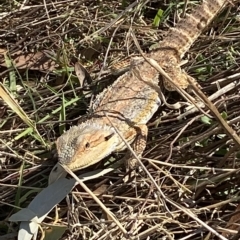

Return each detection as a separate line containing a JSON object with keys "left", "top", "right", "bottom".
{"left": 1, "top": 0, "right": 240, "bottom": 239}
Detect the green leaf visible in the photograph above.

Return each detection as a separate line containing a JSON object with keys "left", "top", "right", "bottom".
{"left": 44, "top": 225, "right": 68, "bottom": 240}
{"left": 200, "top": 116, "right": 212, "bottom": 125}
{"left": 221, "top": 111, "right": 228, "bottom": 120}
{"left": 217, "top": 134, "right": 226, "bottom": 139}
{"left": 153, "top": 9, "right": 163, "bottom": 27}
{"left": 4, "top": 53, "right": 17, "bottom": 92}
{"left": 59, "top": 92, "right": 66, "bottom": 134}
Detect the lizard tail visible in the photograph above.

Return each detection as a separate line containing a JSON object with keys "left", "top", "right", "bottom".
{"left": 160, "top": 0, "right": 228, "bottom": 58}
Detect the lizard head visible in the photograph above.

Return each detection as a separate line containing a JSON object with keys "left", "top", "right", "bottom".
{"left": 56, "top": 123, "right": 119, "bottom": 171}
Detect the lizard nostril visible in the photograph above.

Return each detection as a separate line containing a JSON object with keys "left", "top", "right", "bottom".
{"left": 104, "top": 133, "right": 115, "bottom": 141}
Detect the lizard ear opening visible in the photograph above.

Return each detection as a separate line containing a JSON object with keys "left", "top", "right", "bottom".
{"left": 104, "top": 133, "right": 115, "bottom": 141}
{"left": 85, "top": 142, "right": 90, "bottom": 148}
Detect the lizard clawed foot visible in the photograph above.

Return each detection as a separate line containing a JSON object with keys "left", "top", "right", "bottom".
{"left": 124, "top": 124, "right": 147, "bottom": 170}
{"left": 123, "top": 155, "right": 140, "bottom": 183}
{"left": 125, "top": 156, "right": 139, "bottom": 171}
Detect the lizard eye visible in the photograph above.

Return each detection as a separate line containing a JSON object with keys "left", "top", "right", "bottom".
{"left": 85, "top": 142, "right": 90, "bottom": 148}
{"left": 105, "top": 133, "right": 114, "bottom": 141}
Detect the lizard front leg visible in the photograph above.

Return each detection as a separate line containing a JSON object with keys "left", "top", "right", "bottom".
{"left": 124, "top": 124, "right": 148, "bottom": 170}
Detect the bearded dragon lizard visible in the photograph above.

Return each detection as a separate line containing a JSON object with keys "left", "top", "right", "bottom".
{"left": 56, "top": 0, "right": 229, "bottom": 172}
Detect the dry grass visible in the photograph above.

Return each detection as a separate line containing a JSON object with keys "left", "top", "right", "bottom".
{"left": 0, "top": 0, "right": 240, "bottom": 239}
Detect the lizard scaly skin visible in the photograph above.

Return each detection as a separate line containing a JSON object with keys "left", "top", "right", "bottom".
{"left": 56, "top": 0, "right": 229, "bottom": 171}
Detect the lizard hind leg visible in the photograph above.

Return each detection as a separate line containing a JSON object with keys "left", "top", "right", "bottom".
{"left": 124, "top": 124, "right": 148, "bottom": 171}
